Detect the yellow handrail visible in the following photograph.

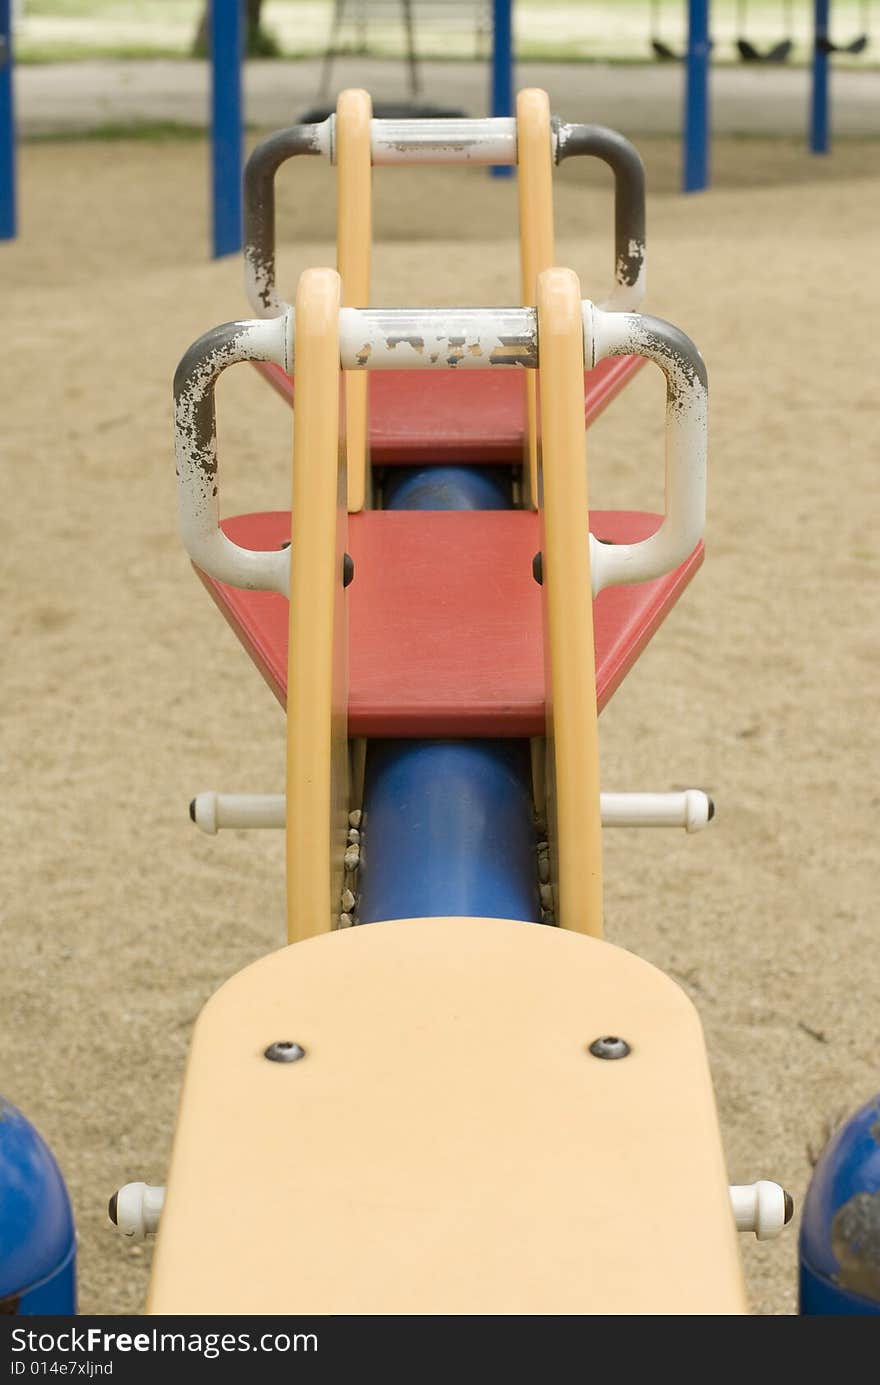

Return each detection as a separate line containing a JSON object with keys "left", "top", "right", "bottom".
{"left": 286, "top": 268, "right": 350, "bottom": 942}
{"left": 517, "top": 88, "right": 555, "bottom": 509}
{"left": 336, "top": 89, "right": 372, "bottom": 514}
{"left": 537, "top": 267, "right": 603, "bottom": 936}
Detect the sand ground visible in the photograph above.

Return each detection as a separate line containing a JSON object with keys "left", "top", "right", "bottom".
{"left": 1, "top": 132, "right": 878, "bottom": 1316}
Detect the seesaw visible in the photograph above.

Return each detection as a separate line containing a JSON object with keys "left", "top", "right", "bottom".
{"left": 243, "top": 87, "right": 648, "bottom": 510}
{"left": 106, "top": 208, "right": 795, "bottom": 1306}
{"left": 183, "top": 90, "right": 688, "bottom": 738}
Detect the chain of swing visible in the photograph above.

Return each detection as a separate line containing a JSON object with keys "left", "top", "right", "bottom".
{"left": 650, "top": 0, "right": 871, "bottom": 63}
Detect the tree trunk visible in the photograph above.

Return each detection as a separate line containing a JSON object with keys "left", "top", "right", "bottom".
{"left": 193, "top": 1, "right": 278, "bottom": 58}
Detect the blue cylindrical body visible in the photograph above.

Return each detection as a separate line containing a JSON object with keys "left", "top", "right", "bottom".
{"left": 359, "top": 738, "right": 540, "bottom": 923}
{"left": 358, "top": 465, "right": 540, "bottom": 925}
{"left": 810, "top": 0, "right": 831, "bottom": 154}
{"left": 800, "top": 1093, "right": 880, "bottom": 1314}
{"left": 382, "top": 465, "right": 512, "bottom": 511}
{"left": 0, "top": 1099, "right": 77, "bottom": 1314}
{"left": 211, "top": 0, "right": 244, "bottom": 258}
{"left": 0, "top": 0, "right": 16, "bottom": 241}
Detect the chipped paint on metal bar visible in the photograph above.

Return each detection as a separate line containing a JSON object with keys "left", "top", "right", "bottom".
{"left": 243, "top": 123, "right": 330, "bottom": 318}
{"left": 173, "top": 314, "right": 293, "bottom": 593}
{"left": 173, "top": 295, "right": 707, "bottom": 607}
{"left": 337, "top": 306, "right": 538, "bottom": 370}
{"left": 583, "top": 303, "right": 707, "bottom": 595}
{"left": 610, "top": 245, "right": 647, "bottom": 313}
{"left": 555, "top": 121, "right": 647, "bottom": 312}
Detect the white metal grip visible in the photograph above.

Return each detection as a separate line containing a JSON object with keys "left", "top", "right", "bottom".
{"left": 369, "top": 116, "right": 521, "bottom": 165}
{"left": 338, "top": 305, "right": 538, "bottom": 370}
{"left": 583, "top": 304, "right": 708, "bottom": 597}
{"left": 173, "top": 314, "right": 293, "bottom": 592}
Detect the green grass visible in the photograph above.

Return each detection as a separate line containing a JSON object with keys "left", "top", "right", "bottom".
{"left": 15, "top": 43, "right": 194, "bottom": 64}
{"left": 24, "top": 120, "right": 208, "bottom": 142}
{"left": 25, "top": 0, "right": 200, "bottom": 15}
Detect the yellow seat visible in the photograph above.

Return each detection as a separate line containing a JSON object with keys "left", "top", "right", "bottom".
{"left": 148, "top": 917, "right": 748, "bottom": 1315}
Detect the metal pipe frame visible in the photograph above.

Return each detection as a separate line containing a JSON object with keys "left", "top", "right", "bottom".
{"left": 242, "top": 110, "right": 647, "bottom": 321}
{"left": 173, "top": 297, "right": 706, "bottom": 600}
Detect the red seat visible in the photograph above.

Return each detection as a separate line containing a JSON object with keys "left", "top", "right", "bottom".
{"left": 255, "top": 358, "right": 644, "bottom": 465}
{"left": 199, "top": 510, "right": 703, "bottom": 737}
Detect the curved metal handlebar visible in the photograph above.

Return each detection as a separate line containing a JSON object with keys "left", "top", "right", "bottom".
{"left": 242, "top": 115, "right": 647, "bottom": 321}
{"left": 173, "top": 316, "right": 293, "bottom": 594}
{"left": 243, "top": 124, "right": 328, "bottom": 319}
{"left": 582, "top": 305, "right": 707, "bottom": 595}
{"left": 174, "top": 301, "right": 704, "bottom": 598}
{"left": 555, "top": 122, "right": 646, "bottom": 312}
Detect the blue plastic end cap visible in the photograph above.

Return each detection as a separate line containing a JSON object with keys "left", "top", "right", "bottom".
{"left": 0, "top": 1098, "right": 75, "bottom": 1302}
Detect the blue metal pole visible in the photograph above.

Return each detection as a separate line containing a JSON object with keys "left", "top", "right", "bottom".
{"left": 810, "top": 0, "right": 830, "bottom": 154}
{"left": 211, "top": 0, "right": 244, "bottom": 258}
{"left": 683, "top": 0, "right": 710, "bottom": 193}
{"left": 0, "top": 0, "right": 16, "bottom": 241}
{"left": 490, "top": 0, "right": 514, "bottom": 179}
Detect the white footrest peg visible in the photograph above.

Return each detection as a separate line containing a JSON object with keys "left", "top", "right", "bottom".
{"left": 729, "top": 1182, "right": 793, "bottom": 1239}
{"left": 190, "top": 790, "right": 714, "bottom": 835}
{"left": 109, "top": 1183, "right": 165, "bottom": 1240}
{"left": 190, "top": 792, "right": 285, "bottom": 834}
{"left": 601, "top": 790, "right": 713, "bottom": 831}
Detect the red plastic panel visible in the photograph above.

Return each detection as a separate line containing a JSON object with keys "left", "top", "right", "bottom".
{"left": 198, "top": 510, "right": 703, "bottom": 737}
{"left": 254, "top": 357, "right": 644, "bottom": 464}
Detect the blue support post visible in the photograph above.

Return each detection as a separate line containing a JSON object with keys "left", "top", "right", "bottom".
{"left": 683, "top": 0, "right": 710, "bottom": 193}
{"left": 490, "top": 0, "right": 514, "bottom": 179}
{"left": 810, "top": 0, "right": 830, "bottom": 154}
{"left": 0, "top": 0, "right": 16, "bottom": 241}
{"left": 211, "top": 0, "right": 244, "bottom": 258}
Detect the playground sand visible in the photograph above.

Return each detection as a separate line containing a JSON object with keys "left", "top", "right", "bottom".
{"left": 2, "top": 134, "right": 878, "bottom": 1316}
